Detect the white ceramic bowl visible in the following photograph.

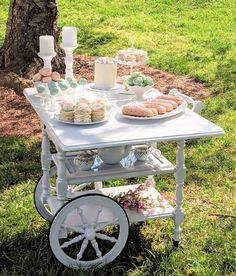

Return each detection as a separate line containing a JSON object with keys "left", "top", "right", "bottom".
{"left": 97, "top": 145, "right": 132, "bottom": 164}
{"left": 128, "top": 85, "right": 153, "bottom": 100}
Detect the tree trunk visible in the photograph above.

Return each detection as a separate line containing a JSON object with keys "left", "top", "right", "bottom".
{"left": 0, "top": 0, "right": 65, "bottom": 93}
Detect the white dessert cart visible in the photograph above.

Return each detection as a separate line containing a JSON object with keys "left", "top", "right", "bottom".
{"left": 24, "top": 88, "right": 224, "bottom": 270}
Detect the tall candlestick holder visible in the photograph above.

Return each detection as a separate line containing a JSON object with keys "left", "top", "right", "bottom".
{"left": 60, "top": 44, "right": 78, "bottom": 79}
{"left": 38, "top": 52, "right": 56, "bottom": 69}
{"left": 37, "top": 52, "right": 59, "bottom": 112}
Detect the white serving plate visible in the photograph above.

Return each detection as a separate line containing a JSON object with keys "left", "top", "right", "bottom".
{"left": 54, "top": 114, "right": 108, "bottom": 125}
{"left": 120, "top": 100, "right": 187, "bottom": 120}
{"left": 86, "top": 83, "right": 123, "bottom": 94}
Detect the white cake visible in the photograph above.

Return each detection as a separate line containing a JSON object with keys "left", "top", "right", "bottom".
{"left": 94, "top": 57, "right": 117, "bottom": 90}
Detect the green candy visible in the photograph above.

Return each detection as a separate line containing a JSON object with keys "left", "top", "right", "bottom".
{"left": 79, "top": 78, "right": 87, "bottom": 86}
{"left": 66, "top": 77, "right": 74, "bottom": 83}
{"left": 49, "top": 86, "right": 59, "bottom": 96}
{"left": 69, "top": 81, "right": 78, "bottom": 88}
{"left": 48, "top": 81, "right": 57, "bottom": 88}
{"left": 58, "top": 80, "right": 69, "bottom": 91}
{"left": 133, "top": 76, "right": 143, "bottom": 86}
{"left": 144, "top": 76, "right": 154, "bottom": 86}
{"left": 127, "top": 77, "right": 135, "bottom": 86}
{"left": 131, "top": 72, "right": 141, "bottom": 78}
{"left": 36, "top": 84, "right": 46, "bottom": 94}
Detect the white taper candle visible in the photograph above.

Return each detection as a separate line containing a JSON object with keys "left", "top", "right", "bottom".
{"left": 39, "top": 35, "right": 55, "bottom": 55}
{"left": 62, "top": 26, "right": 77, "bottom": 47}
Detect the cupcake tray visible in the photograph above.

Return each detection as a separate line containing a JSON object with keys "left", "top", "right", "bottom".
{"left": 54, "top": 113, "right": 108, "bottom": 125}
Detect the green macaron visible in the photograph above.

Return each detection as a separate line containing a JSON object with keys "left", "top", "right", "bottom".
{"left": 36, "top": 84, "right": 46, "bottom": 94}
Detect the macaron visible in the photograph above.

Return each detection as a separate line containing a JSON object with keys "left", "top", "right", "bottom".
{"left": 131, "top": 72, "right": 141, "bottom": 78}
{"left": 49, "top": 86, "right": 59, "bottom": 96}
{"left": 133, "top": 76, "right": 143, "bottom": 86}
{"left": 144, "top": 76, "right": 153, "bottom": 86}
{"left": 36, "top": 84, "right": 46, "bottom": 94}
{"left": 42, "top": 76, "right": 52, "bottom": 83}
{"left": 58, "top": 80, "right": 69, "bottom": 90}
{"left": 40, "top": 68, "right": 52, "bottom": 77}
{"left": 51, "top": 72, "right": 61, "bottom": 81}
{"left": 32, "top": 73, "right": 42, "bottom": 82}
{"left": 79, "top": 78, "right": 87, "bottom": 86}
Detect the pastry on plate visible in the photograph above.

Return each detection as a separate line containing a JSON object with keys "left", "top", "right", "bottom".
{"left": 74, "top": 103, "right": 92, "bottom": 123}
{"left": 59, "top": 102, "right": 76, "bottom": 122}
{"left": 91, "top": 102, "right": 106, "bottom": 122}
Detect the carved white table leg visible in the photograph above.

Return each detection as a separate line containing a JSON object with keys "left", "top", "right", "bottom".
{"left": 56, "top": 149, "right": 68, "bottom": 208}
{"left": 173, "top": 140, "right": 186, "bottom": 247}
{"left": 41, "top": 126, "right": 51, "bottom": 202}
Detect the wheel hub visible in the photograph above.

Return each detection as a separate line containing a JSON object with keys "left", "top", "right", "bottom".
{"left": 84, "top": 225, "right": 95, "bottom": 240}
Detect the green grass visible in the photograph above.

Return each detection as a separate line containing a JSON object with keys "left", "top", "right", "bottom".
{"left": 0, "top": 0, "right": 236, "bottom": 275}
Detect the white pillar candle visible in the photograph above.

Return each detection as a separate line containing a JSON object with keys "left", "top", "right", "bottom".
{"left": 62, "top": 26, "right": 77, "bottom": 46}
{"left": 39, "top": 35, "right": 55, "bottom": 55}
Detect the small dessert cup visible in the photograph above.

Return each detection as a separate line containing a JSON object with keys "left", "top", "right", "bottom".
{"left": 74, "top": 153, "right": 95, "bottom": 171}
{"left": 128, "top": 85, "right": 153, "bottom": 101}
{"left": 134, "top": 145, "right": 150, "bottom": 162}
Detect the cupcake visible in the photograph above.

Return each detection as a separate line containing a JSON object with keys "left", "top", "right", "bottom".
{"left": 74, "top": 103, "right": 92, "bottom": 123}
{"left": 91, "top": 102, "right": 106, "bottom": 122}
{"left": 59, "top": 102, "right": 76, "bottom": 122}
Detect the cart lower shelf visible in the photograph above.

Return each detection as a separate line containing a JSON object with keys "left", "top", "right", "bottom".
{"left": 51, "top": 148, "right": 175, "bottom": 185}
{"left": 47, "top": 184, "right": 174, "bottom": 223}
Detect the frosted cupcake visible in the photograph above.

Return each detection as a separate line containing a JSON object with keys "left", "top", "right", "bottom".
{"left": 59, "top": 102, "right": 76, "bottom": 122}
{"left": 91, "top": 102, "right": 106, "bottom": 122}
{"left": 74, "top": 103, "right": 92, "bottom": 123}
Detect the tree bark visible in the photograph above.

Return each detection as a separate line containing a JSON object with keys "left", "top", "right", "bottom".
{"left": 0, "top": 0, "right": 65, "bottom": 93}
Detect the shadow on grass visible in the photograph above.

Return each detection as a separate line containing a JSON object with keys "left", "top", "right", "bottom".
{"left": 0, "top": 222, "right": 178, "bottom": 276}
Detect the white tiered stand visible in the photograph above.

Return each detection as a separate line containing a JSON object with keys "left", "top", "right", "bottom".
{"left": 24, "top": 88, "right": 224, "bottom": 270}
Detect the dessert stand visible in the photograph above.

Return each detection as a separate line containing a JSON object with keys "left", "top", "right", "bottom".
{"left": 24, "top": 85, "right": 224, "bottom": 270}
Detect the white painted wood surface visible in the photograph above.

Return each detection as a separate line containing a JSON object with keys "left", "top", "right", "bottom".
{"left": 47, "top": 184, "right": 174, "bottom": 222}
{"left": 24, "top": 88, "right": 224, "bottom": 152}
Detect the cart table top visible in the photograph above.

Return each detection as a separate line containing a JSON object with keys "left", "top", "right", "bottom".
{"left": 24, "top": 88, "right": 224, "bottom": 151}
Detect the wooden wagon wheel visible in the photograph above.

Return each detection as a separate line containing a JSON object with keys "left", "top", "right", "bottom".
{"left": 49, "top": 194, "right": 129, "bottom": 269}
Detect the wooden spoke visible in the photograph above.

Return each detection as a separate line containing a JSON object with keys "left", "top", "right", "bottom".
{"left": 95, "top": 218, "right": 119, "bottom": 231}
{"left": 61, "top": 223, "right": 85, "bottom": 233}
{"left": 90, "top": 239, "right": 102, "bottom": 258}
{"left": 61, "top": 234, "right": 85, "bottom": 249}
{"left": 95, "top": 233, "right": 117, "bottom": 243}
{"left": 76, "top": 238, "right": 89, "bottom": 260}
